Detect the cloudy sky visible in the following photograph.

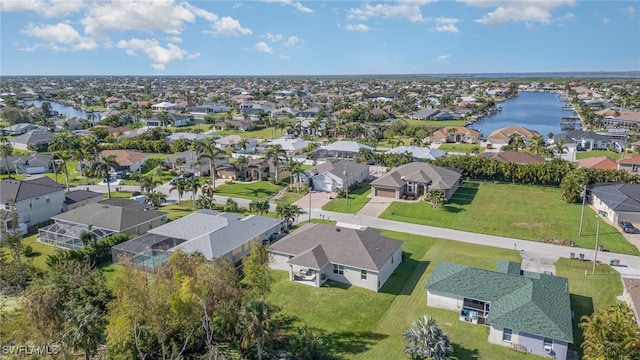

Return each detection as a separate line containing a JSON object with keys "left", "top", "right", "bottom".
{"left": 0, "top": 0, "right": 638, "bottom": 75}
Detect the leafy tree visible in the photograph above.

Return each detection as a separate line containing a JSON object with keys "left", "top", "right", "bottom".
{"left": 287, "top": 325, "right": 333, "bottom": 360}
{"left": 224, "top": 197, "right": 238, "bottom": 212}
{"left": 403, "top": 315, "right": 453, "bottom": 360}
{"left": 243, "top": 243, "right": 272, "bottom": 301}
{"left": 91, "top": 155, "right": 120, "bottom": 199}
{"left": 0, "top": 137, "right": 13, "bottom": 178}
{"left": 425, "top": 189, "right": 446, "bottom": 209}
{"left": 580, "top": 303, "right": 640, "bottom": 360}
{"left": 276, "top": 204, "right": 300, "bottom": 229}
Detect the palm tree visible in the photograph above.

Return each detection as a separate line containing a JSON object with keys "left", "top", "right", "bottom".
{"left": 0, "top": 138, "right": 13, "bottom": 179}
{"left": 239, "top": 299, "right": 276, "bottom": 360}
{"left": 309, "top": 117, "right": 321, "bottom": 141}
{"left": 145, "top": 191, "right": 167, "bottom": 209}
{"left": 140, "top": 175, "right": 162, "bottom": 194}
{"left": 91, "top": 155, "right": 120, "bottom": 199}
{"left": 201, "top": 183, "right": 215, "bottom": 199}
{"left": 266, "top": 144, "right": 286, "bottom": 182}
{"left": 580, "top": 303, "right": 640, "bottom": 360}
{"left": 169, "top": 179, "right": 188, "bottom": 206}
{"left": 79, "top": 224, "right": 97, "bottom": 248}
{"left": 529, "top": 135, "right": 546, "bottom": 156}
{"left": 186, "top": 177, "right": 201, "bottom": 209}
{"left": 54, "top": 150, "right": 72, "bottom": 191}
{"left": 195, "top": 139, "right": 223, "bottom": 189}
{"left": 283, "top": 159, "right": 304, "bottom": 192}
{"left": 158, "top": 109, "right": 169, "bottom": 128}
{"left": 554, "top": 139, "right": 569, "bottom": 159}
{"left": 238, "top": 138, "right": 249, "bottom": 154}
{"left": 403, "top": 315, "right": 453, "bottom": 360}
{"left": 195, "top": 195, "right": 215, "bottom": 210}
{"left": 237, "top": 156, "right": 249, "bottom": 180}
{"left": 62, "top": 303, "right": 105, "bottom": 360}
{"left": 509, "top": 134, "right": 525, "bottom": 152}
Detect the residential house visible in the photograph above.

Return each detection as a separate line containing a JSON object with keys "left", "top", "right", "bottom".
{"left": 39, "top": 199, "right": 168, "bottom": 250}
{"left": 239, "top": 103, "right": 273, "bottom": 116}
{"left": 622, "top": 277, "right": 640, "bottom": 325}
{"left": 311, "top": 141, "right": 374, "bottom": 160}
{"left": 2, "top": 123, "right": 48, "bottom": 136}
{"left": 100, "top": 150, "right": 149, "bottom": 173}
{"left": 0, "top": 177, "right": 66, "bottom": 229}
{"left": 165, "top": 150, "right": 227, "bottom": 177}
{"left": 478, "top": 151, "right": 545, "bottom": 164}
{"left": 215, "top": 135, "right": 258, "bottom": 154}
{"left": 409, "top": 108, "right": 441, "bottom": 120}
{"left": 217, "top": 158, "right": 288, "bottom": 182}
{"left": 62, "top": 189, "right": 104, "bottom": 211}
{"left": 301, "top": 160, "right": 369, "bottom": 192}
{"left": 600, "top": 111, "right": 640, "bottom": 129}
{"left": 0, "top": 154, "right": 53, "bottom": 175}
{"left": 186, "top": 103, "right": 229, "bottom": 121}
{"left": 385, "top": 146, "right": 446, "bottom": 161}
{"left": 265, "top": 138, "right": 313, "bottom": 157}
{"left": 166, "top": 132, "right": 213, "bottom": 144}
{"left": 142, "top": 113, "right": 193, "bottom": 127}
{"left": 590, "top": 184, "right": 640, "bottom": 223}
{"left": 370, "top": 162, "right": 462, "bottom": 200}
{"left": 486, "top": 126, "right": 540, "bottom": 147}
{"left": 297, "top": 106, "right": 320, "bottom": 118}
{"left": 54, "top": 117, "right": 84, "bottom": 131}
{"left": 553, "top": 130, "right": 613, "bottom": 151}
{"left": 578, "top": 156, "right": 619, "bottom": 170}
{"left": 269, "top": 223, "right": 403, "bottom": 292}
{"left": 9, "top": 130, "right": 53, "bottom": 151}
{"left": 430, "top": 127, "right": 481, "bottom": 144}
{"left": 426, "top": 261, "right": 572, "bottom": 360}
{"left": 151, "top": 102, "right": 178, "bottom": 111}
{"left": 618, "top": 155, "right": 640, "bottom": 173}
{"left": 112, "top": 210, "right": 284, "bottom": 271}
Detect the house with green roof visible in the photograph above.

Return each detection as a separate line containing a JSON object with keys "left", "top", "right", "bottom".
{"left": 425, "top": 261, "right": 573, "bottom": 359}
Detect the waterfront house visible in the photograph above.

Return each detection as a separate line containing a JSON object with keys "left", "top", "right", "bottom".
{"left": 553, "top": 130, "right": 613, "bottom": 151}
{"left": 429, "top": 126, "right": 481, "bottom": 144}
{"left": 486, "top": 126, "right": 540, "bottom": 147}
{"left": 385, "top": 146, "right": 446, "bottom": 161}
{"left": 578, "top": 156, "right": 618, "bottom": 171}
{"left": 100, "top": 150, "right": 149, "bottom": 173}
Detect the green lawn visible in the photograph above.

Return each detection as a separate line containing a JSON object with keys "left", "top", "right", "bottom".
{"left": 214, "top": 181, "right": 282, "bottom": 200}
{"left": 437, "top": 143, "right": 483, "bottom": 153}
{"left": 322, "top": 185, "right": 371, "bottom": 214}
{"left": 274, "top": 190, "right": 306, "bottom": 206}
{"left": 575, "top": 149, "right": 626, "bottom": 160}
{"left": 400, "top": 118, "right": 467, "bottom": 128}
{"left": 380, "top": 182, "right": 638, "bottom": 255}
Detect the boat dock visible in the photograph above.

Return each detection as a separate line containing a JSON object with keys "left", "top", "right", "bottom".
{"left": 561, "top": 116, "right": 581, "bottom": 130}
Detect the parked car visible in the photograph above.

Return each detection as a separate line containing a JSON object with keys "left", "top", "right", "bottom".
{"left": 619, "top": 221, "right": 638, "bottom": 234}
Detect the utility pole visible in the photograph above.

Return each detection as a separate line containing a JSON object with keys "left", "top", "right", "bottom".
{"left": 308, "top": 190, "right": 312, "bottom": 222}
{"left": 579, "top": 185, "right": 587, "bottom": 236}
{"left": 343, "top": 162, "right": 349, "bottom": 205}
{"left": 593, "top": 215, "right": 600, "bottom": 275}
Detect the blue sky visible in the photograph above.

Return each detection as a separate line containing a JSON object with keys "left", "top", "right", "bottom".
{"left": 1, "top": 0, "right": 638, "bottom": 76}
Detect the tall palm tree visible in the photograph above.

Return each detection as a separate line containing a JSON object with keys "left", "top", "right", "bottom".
{"left": 529, "top": 135, "right": 546, "bottom": 156}
{"left": 140, "top": 174, "right": 161, "bottom": 194}
{"left": 239, "top": 299, "right": 276, "bottom": 360}
{"left": 186, "top": 177, "right": 201, "bottom": 209}
{"left": 403, "top": 315, "right": 453, "bottom": 360}
{"left": 169, "top": 178, "right": 188, "bottom": 206}
{"left": 91, "top": 155, "right": 120, "bottom": 199}
{"left": 195, "top": 139, "right": 223, "bottom": 189}
{"left": 145, "top": 191, "right": 167, "bottom": 209}
{"left": 266, "top": 144, "right": 286, "bottom": 182}
{"left": 158, "top": 109, "right": 169, "bottom": 128}
{"left": 0, "top": 138, "right": 13, "bottom": 179}
{"left": 510, "top": 134, "right": 525, "bottom": 152}
{"left": 238, "top": 138, "right": 249, "bottom": 154}
{"left": 54, "top": 150, "right": 72, "bottom": 191}
{"left": 283, "top": 159, "right": 304, "bottom": 192}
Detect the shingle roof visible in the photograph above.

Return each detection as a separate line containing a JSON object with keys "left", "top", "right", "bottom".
{"left": 385, "top": 146, "right": 446, "bottom": 160}
{"left": 0, "top": 177, "right": 64, "bottom": 202}
{"left": 321, "top": 141, "right": 374, "bottom": 153}
{"left": 306, "top": 160, "right": 369, "bottom": 180}
{"left": 9, "top": 130, "right": 53, "bottom": 145}
{"left": 425, "top": 261, "right": 573, "bottom": 343}
{"left": 51, "top": 202, "right": 166, "bottom": 231}
{"left": 590, "top": 184, "right": 640, "bottom": 213}
{"left": 64, "top": 190, "right": 102, "bottom": 205}
{"left": 270, "top": 223, "right": 403, "bottom": 272}
{"left": 487, "top": 126, "right": 539, "bottom": 141}
{"left": 370, "top": 162, "right": 461, "bottom": 190}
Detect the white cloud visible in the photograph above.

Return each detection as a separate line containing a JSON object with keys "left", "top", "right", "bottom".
{"left": 462, "top": 0, "right": 575, "bottom": 27}
{"left": 21, "top": 22, "right": 97, "bottom": 51}
{"left": 210, "top": 16, "right": 252, "bottom": 36}
{"left": 619, "top": 6, "right": 636, "bottom": 18}
{"left": 262, "top": 33, "right": 283, "bottom": 42}
{"left": 166, "top": 36, "right": 183, "bottom": 43}
{"left": 254, "top": 41, "right": 274, "bottom": 53}
{"left": 279, "top": 55, "right": 290, "bottom": 60}
{"left": 431, "top": 17, "right": 460, "bottom": 33}
{"left": 347, "top": 0, "right": 435, "bottom": 22}
{"left": 0, "top": 0, "right": 86, "bottom": 18}
{"left": 117, "top": 38, "right": 197, "bottom": 70}
{"left": 263, "top": 0, "right": 313, "bottom": 14}
{"left": 602, "top": 17, "right": 611, "bottom": 24}
{"left": 345, "top": 23, "right": 370, "bottom": 32}
{"left": 435, "top": 55, "right": 451, "bottom": 63}
{"left": 283, "top": 36, "right": 301, "bottom": 47}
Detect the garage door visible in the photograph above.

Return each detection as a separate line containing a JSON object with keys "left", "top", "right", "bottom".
{"left": 375, "top": 188, "right": 396, "bottom": 198}
{"left": 26, "top": 166, "right": 46, "bottom": 174}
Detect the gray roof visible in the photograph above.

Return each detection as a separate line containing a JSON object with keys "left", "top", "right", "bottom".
{"left": 590, "top": 184, "right": 640, "bottom": 213}
{"left": 270, "top": 223, "right": 403, "bottom": 272}
{"left": 100, "top": 198, "right": 151, "bottom": 210}
{"left": 52, "top": 202, "right": 166, "bottom": 231}
{"left": 385, "top": 146, "right": 446, "bottom": 160}
{"left": 6, "top": 154, "right": 53, "bottom": 167}
{"left": 0, "top": 177, "right": 64, "bottom": 202}
{"left": 9, "top": 130, "right": 53, "bottom": 145}
{"left": 555, "top": 130, "right": 611, "bottom": 143}
{"left": 426, "top": 261, "right": 573, "bottom": 343}
{"left": 148, "top": 210, "right": 283, "bottom": 259}
{"left": 64, "top": 190, "right": 102, "bottom": 205}
{"left": 321, "top": 141, "right": 374, "bottom": 153}
{"left": 306, "top": 160, "right": 369, "bottom": 180}
{"left": 371, "top": 162, "right": 462, "bottom": 190}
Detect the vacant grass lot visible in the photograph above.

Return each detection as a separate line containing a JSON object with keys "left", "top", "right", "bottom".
{"left": 380, "top": 182, "right": 638, "bottom": 255}
{"left": 271, "top": 229, "right": 617, "bottom": 359}
{"left": 214, "top": 181, "right": 281, "bottom": 200}
{"left": 437, "top": 143, "right": 483, "bottom": 153}
{"left": 575, "top": 149, "right": 625, "bottom": 160}
{"left": 322, "top": 185, "right": 371, "bottom": 214}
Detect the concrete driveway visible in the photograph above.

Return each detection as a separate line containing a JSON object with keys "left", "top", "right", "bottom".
{"left": 293, "top": 191, "right": 334, "bottom": 211}
{"left": 356, "top": 196, "right": 394, "bottom": 217}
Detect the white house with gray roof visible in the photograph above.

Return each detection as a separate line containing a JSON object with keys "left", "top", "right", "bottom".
{"left": 0, "top": 177, "right": 66, "bottom": 229}
{"left": 301, "top": 160, "right": 369, "bottom": 192}
{"left": 269, "top": 223, "right": 403, "bottom": 292}
{"left": 112, "top": 210, "right": 284, "bottom": 271}
{"left": 385, "top": 146, "right": 446, "bottom": 161}
{"left": 311, "top": 141, "right": 374, "bottom": 159}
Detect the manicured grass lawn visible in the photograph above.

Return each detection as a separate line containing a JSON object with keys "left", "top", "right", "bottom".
{"left": 575, "top": 149, "right": 625, "bottom": 160}
{"left": 400, "top": 118, "right": 467, "bottom": 128}
{"left": 274, "top": 190, "right": 306, "bottom": 206}
{"left": 555, "top": 258, "right": 623, "bottom": 358}
{"left": 437, "top": 143, "right": 483, "bottom": 153}
{"left": 215, "top": 181, "right": 281, "bottom": 200}
{"left": 380, "top": 182, "right": 639, "bottom": 255}
{"left": 322, "top": 185, "right": 371, "bottom": 214}
{"left": 22, "top": 233, "right": 54, "bottom": 269}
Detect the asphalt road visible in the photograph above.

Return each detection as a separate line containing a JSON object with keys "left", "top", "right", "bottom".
{"left": 83, "top": 182, "right": 640, "bottom": 278}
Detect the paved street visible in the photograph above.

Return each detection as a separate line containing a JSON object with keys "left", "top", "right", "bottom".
{"left": 82, "top": 182, "right": 640, "bottom": 278}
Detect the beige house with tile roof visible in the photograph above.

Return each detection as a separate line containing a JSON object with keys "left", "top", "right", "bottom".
{"left": 430, "top": 126, "right": 481, "bottom": 144}
{"left": 486, "top": 126, "right": 540, "bottom": 146}
{"left": 370, "top": 162, "right": 462, "bottom": 199}
{"left": 100, "top": 150, "right": 149, "bottom": 172}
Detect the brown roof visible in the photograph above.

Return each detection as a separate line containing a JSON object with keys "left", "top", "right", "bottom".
{"left": 431, "top": 126, "right": 480, "bottom": 138}
{"left": 100, "top": 150, "right": 149, "bottom": 166}
{"left": 487, "top": 126, "right": 540, "bottom": 142}
{"left": 370, "top": 162, "right": 461, "bottom": 190}
{"left": 619, "top": 156, "right": 640, "bottom": 165}
{"left": 478, "top": 151, "right": 545, "bottom": 164}
{"left": 578, "top": 156, "right": 618, "bottom": 170}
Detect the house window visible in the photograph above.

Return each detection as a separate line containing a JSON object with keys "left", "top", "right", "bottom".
{"left": 633, "top": 164, "right": 638, "bottom": 172}
{"left": 407, "top": 181, "right": 414, "bottom": 193}
{"left": 502, "top": 328, "right": 512, "bottom": 343}
{"left": 543, "top": 338, "right": 553, "bottom": 347}
{"left": 391, "top": 256, "right": 393, "bottom": 264}
{"left": 333, "top": 264, "right": 344, "bottom": 275}
{"left": 361, "top": 270, "right": 367, "bottom": 280}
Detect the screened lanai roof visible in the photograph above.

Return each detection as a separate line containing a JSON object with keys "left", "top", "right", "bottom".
{"left": 39, "top": 220, "right": 117, "bottom": 240}
{"left": 112, "top": 232, "right": 186, "bottom": 254}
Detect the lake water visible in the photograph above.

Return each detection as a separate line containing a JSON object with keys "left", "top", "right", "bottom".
{"left": 468, "top": 91, "right": 575, "bottom": 139}
{"left": 25, "top": 100, "right": 91, "bottom": 119}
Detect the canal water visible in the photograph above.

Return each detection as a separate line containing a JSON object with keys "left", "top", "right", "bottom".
{"left": 25, "top": 100, "right": 91, "bottom": 119}
{"left": 468, "top": 91, "right": 575, "bottom": 139}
